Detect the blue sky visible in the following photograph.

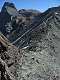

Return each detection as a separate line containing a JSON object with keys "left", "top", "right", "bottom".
{"left": 0, "top": 0, "right": 60, "bottom": 12}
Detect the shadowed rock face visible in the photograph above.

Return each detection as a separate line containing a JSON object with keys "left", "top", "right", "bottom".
{"left": 1, "top": 2, "right": 17, "bottom": 16}
{"left": 0, "top": 2, "right": 18, "bottom": 35}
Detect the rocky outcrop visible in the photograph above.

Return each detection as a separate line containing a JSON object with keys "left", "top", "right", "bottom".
{"left": 0, "top": 2, "right": 18, "bottom": 35}
{"left": 0, "top": 32, "right": 21, "bottom": 80}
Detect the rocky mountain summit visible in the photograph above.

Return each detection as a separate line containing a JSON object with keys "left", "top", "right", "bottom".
{"left": 0, "top": 2, "right": 60, "bottom": 80}
{"left": 0, "top": 32, "right": 21, "bottom": 80}
{"left": 0, "top": 2, "right": 41, "bottom": 48}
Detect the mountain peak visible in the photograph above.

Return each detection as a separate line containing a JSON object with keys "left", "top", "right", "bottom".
{"left": 1, "top": 2, "right": 18, "bottom": 16}
{"left": 2, "top": 2, "right": 15, "bottom": 9}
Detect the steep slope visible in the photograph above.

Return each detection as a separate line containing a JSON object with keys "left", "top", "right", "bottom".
{"left": 0, "top": 32, "right": 20, "bottom": 80}
{"left": 16, "top": 7, "right": 60, "bottom": 80}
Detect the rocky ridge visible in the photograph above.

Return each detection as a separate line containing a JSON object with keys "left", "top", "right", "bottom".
{"left": 0, "top": 2, "right": 60, "bottom": 80}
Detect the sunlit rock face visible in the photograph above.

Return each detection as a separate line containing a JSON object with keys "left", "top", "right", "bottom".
{"left": 16, "top": 6, "right": 60, "bottom": 80}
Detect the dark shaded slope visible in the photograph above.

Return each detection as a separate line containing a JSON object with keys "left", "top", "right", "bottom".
{"left": 0, "top": 2, "right": 18, "bottom": 35}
